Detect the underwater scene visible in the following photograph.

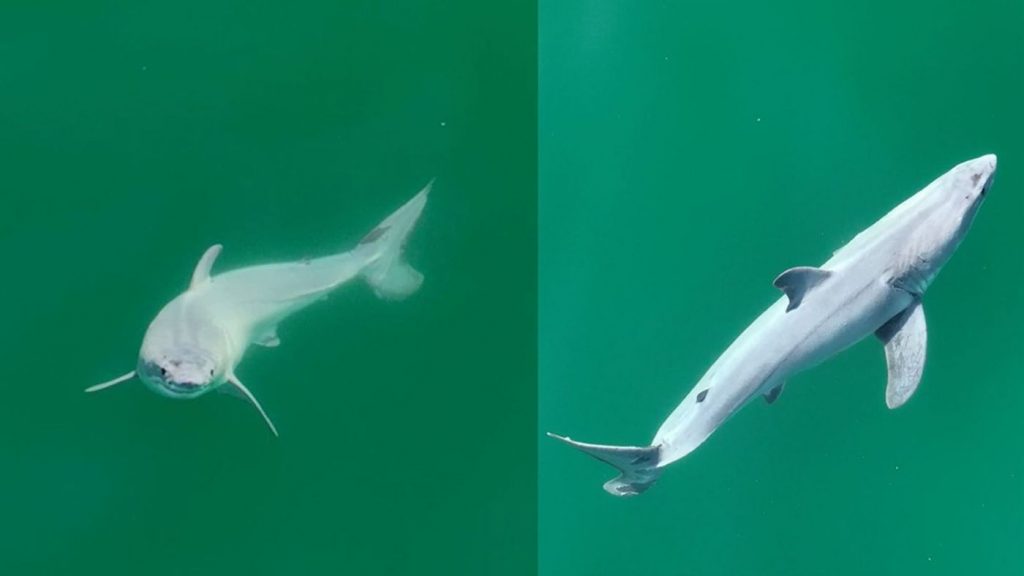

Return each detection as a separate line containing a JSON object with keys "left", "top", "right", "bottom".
{"left": 540, "top": 1, "right": 1023, "bottom": 575}
{"left": 0, "top": 2, "right": 535, "bottom": 575}
{"left": 4, "top": 0, "right": 1024, "bottom": 573}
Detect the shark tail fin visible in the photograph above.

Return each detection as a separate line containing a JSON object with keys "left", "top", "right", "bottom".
{"left": 547, "top": 432, "right": 662, "bottom": 497}
{"left": 358, "top": 180, "right": 431, "bottom": 300}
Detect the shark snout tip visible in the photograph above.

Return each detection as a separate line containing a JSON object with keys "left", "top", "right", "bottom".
{"left": 963, "top": 153, "right": 996, "bottom": 172}
{"left": 961, "top": 154, "right": 997, "bottom": 193}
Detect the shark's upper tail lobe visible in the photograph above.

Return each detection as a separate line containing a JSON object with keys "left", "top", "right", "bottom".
{"left": 547, "top": 433, "right": 662, "bottom": 496}
{"left": 358, "top": 180, "right": 431, "bottom": 300}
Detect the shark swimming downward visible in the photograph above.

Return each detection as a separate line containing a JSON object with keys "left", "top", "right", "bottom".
{"left": 89, "top": 183, "right": 430, "bottom": 435}
{"left": 549, "top": 155, "right": 996, "bottom": 496}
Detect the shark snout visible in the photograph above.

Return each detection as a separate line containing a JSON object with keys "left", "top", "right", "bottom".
{"left": 980, "top": 154, "right": 996, "bottom": 195}
{"left": 137, "top": 351, "right": 218, "bottom": 399}
{"left": 967, "top": 154, "right": 997, "bottom": 195}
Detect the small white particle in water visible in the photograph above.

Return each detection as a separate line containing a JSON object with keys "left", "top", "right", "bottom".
{"left": 664, "top": 56, "right": 669, "bottom": 61}
{"left": 440, "top": 121, "right": 447, "bottom": 127}
{"left": 895, "top": 465, "right": 900, "bottom": 470}
{"left": 142, "top": 65, "right": 148, "bottom": 71}
{"left": 756, "top": 117, "right": 761, "bottom": 123}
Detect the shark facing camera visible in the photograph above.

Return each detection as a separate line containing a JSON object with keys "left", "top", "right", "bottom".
{"left": 136, "top": 347, "right": 221, "bottom": 399}
{"left": 88, "top": 181, "right": 432, "bottom": 436}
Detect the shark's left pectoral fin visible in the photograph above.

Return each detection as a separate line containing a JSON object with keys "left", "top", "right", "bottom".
{"left": 225, "top": 374, "right": 279, "bottom": 436}
{"left": 875, "top": 301, "right": 927, "bottom": 409}
{"left": 774, "top": 267, "right": 832, "bottom": 312}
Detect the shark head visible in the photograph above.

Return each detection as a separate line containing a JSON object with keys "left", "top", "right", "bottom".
{"left": 931, "top": 153, "right": 995, "bottom": 227}
{"left": 137, "top": 345, "right": 224, "bottom": 399}
{"left": 891, "top": 154, "right": 996, "bottom": 294}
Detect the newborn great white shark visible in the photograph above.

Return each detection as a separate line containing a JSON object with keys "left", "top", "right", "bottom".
{"left": 550, "top": 155, "right": 996, "bottom": 496}
{"left": 88, "top": 183, "right": 431, "bottom": 435}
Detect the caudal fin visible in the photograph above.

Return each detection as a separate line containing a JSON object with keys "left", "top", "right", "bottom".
{"left": 547, "top": 432, "right": 662, "bottom": 497}
{"left": 358, "top": 181, "right": 431, "bottom": 300}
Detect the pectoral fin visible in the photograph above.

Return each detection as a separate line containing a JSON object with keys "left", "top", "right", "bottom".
{"left": 773, "top": 267, "right": 831, "bottom": 312}
{"left": 190, "top": 244, "right": 223, "bottom": 289}
{"left": 85, "top": 371, "right": 136, "bottom": 393}
{"left": 225, "top": 374, "right": 279, "bottom": 436}
{"left": 875, "top": 300, "right": 927, "bottom": 409}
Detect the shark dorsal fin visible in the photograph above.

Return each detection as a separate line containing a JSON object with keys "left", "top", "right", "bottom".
{"left": 773, "top": 266, "right": 831, "bottom": 312}
{"left": 875, "top": 300, "right": 927, "bottom": 409}
{"left": 190, "top": 244, "right": 223, "bottom": 289}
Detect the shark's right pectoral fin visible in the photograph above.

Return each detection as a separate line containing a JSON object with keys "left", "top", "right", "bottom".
{"left": 547, "top": 432, "right": 661, "bottom": 497}
{"left": 774, "top": 267, "right": 831, "bottom": 312}
{"left": 875, "top": 300, "right": 927, "bottom": 409}
{"left": 224, "top": 374, "right": 279, "bottom": 436}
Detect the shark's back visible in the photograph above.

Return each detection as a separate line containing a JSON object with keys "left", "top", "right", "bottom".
{"left": 202, "top": 251, "right": 368, "bottom": 337}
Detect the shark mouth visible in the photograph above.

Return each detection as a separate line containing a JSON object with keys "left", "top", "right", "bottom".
{"left": 163, "top": 380, "right": 205, "bottom": 394}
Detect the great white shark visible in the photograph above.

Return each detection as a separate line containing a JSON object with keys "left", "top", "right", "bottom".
{"left": 88, "top": 182, "right": 430, "bottom": 435}
{"left": 549, "top": 155, "right": 996, "bottom": 496}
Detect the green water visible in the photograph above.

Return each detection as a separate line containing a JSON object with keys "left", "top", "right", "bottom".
{"left": 3, "top": 0, "right": 1023, "bottom": 573}
{"left": 540, "top": 1, "right": 1024, "bottom": 575}
{"left": 0, "top": 2, "right": 534, "bottom": 575}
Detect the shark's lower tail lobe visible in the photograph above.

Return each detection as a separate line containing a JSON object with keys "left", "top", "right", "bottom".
{"left": 358, "top": 181, "right": 431, "bottom": 300}
{"left": 547, "top": 433, "right": 662, "bottom": 497}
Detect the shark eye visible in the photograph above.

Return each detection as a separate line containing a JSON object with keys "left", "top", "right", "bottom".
{"left": 209, "top": 369, "right": 214, "bottom": 376}
{"left": 160, "top": 367, "right": 167, "bottom": 376}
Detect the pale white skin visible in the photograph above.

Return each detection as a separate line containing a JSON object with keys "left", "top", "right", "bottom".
{"left": 551, "top": 155, "right": 996, "bottom": 495}
{"left": 89, "top": 184, "right": 430, "bottom": 435}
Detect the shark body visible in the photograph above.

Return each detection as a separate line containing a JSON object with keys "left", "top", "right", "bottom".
{"left": 89, "top": 183, "right": 430, "bottom": 435}
{"left": 550, "top": 155, "right": 996, "bottom": 496}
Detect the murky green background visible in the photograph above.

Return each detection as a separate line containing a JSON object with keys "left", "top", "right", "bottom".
{"left": 0, "top": 2, "right": 535, "bottom": 574}
{"left": 541, "top": 1, "right": 1023, "bottom": 575}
